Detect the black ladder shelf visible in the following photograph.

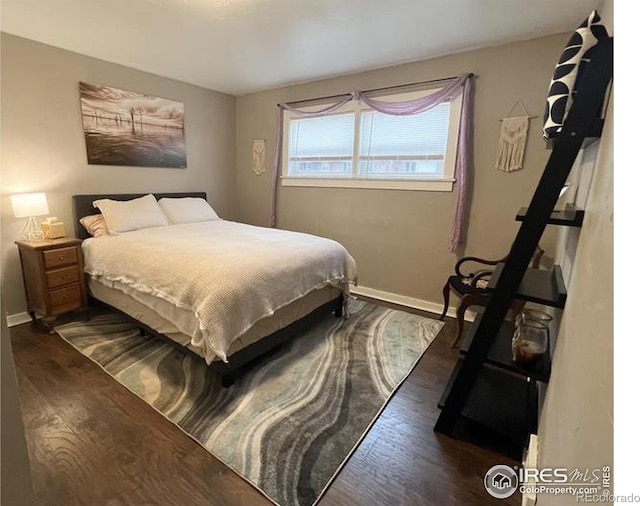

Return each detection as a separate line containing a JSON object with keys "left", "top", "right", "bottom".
{"left": 434, "top": 37, "right": 613, "bottom": 454}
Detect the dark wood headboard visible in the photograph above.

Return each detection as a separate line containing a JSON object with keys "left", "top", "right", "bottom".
{"left": 72, "top": 192, "right": 207, "bottom": 240}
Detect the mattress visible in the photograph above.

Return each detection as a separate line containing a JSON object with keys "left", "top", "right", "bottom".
{"left": 89, "top": 278, "right": 341, "bottom": 363}
{"left": 82, "top": 220, "right": 357, "bottom": 363}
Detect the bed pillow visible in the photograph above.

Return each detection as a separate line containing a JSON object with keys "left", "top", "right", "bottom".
{"left": 79, "top": 214, "right": 110, "bottom": 238}
{"left": 158, "top": 197, "right": 221, "bottom": 224}
{"left": 542, "top": 10, "right": 608, "bottom": 140}
{"left": 93, "top": 194, "right": 169, "bottom": 234}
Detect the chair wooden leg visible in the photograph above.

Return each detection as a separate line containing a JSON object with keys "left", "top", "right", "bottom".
{"left": 440, "top": 282, "right": 451, "bottom": 321}
{"left": 452, "top": 294, "right": 491, "bottom": 348}
{"left": 451, "top": 295, "right": 483, "bottom": 348}
{"left": 452, "top": 298, "right": 471, "bottom": 348}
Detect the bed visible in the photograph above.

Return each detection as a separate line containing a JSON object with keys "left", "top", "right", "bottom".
{"left": 72, "top": 192, "right": 357, "bottom": 385}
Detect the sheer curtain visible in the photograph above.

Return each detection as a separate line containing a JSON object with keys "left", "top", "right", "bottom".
{"left": 271, "top": 73, "right": 474, "bottom": 252}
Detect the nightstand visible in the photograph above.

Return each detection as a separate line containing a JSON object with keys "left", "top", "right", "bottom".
{"left": 16, "top": 237, "right": 88, "bottom": 328}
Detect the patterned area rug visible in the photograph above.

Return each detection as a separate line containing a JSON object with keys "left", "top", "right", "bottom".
{"left": 54, "top": 300, "right": 444, "bottom": 506}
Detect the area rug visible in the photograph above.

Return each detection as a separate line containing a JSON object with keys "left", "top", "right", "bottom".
{"left": 54, "top": 300, "right": 444, "bottom": 506}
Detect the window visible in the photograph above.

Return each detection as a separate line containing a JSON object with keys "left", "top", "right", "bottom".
{"left": 287, "top": 113, "right": 355, "bottom": 178}
{"left": 282, "top": 88, "right": 463, "bottom": 191}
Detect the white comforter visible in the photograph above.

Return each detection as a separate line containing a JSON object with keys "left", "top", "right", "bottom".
{"left": 83, "top": 221, "right": 357, "bottom": 363}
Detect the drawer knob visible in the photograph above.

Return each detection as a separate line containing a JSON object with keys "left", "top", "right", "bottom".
{"left": 58, "top": 255, "right": 65, "bottom": 260}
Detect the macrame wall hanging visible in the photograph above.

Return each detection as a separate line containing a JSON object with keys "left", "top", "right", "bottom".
{"left": 495, "top": 101, "right": 536, "bottom": 173}
{"left": 252, "top": 139, "right": 266, "bottom": 175}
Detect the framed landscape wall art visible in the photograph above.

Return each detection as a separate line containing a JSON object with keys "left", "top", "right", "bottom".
{"left": 79, "top": 82, "right": 187, "bottom": 168}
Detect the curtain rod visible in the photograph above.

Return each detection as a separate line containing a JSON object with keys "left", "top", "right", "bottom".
{"left": 281, "top": 73, "right": 475, "bottom": 107}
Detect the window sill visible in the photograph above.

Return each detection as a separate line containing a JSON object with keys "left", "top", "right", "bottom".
{"left": 281, "top": 177, "right": 455, "bottom": 192}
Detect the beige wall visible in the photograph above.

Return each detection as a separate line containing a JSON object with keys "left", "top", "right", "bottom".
{"left": 235, "top": 34, "right": 567, "bottom": 305}
{"left": 536, "top": 1, "right": 613, "bottom": 503}
{"left": 1, "top": 33, "right": 236, "bottom": 316}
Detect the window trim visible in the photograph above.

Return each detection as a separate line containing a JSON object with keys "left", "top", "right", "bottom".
{"left": 281, "top": 87, "right": 463, "bottom": 192}
{"left": 281, "top": 177, "right": 455, "bottom": 191}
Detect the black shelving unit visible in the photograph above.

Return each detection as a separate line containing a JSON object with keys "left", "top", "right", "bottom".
{"left": 438, "top": 361, "right": 538, "bottom": 445}
{"left": 516, "top": 204, "right": 585, "bottom": 228}
{"left": 487, "top": 263, "right": 567, "bottom": 308}
{"left": 434, "top": 36, "right": 613, "bottom": 456}
{"left": 545, "top": 118, "right": 604, "bottom": 149}
{"left": 460, "top": 316, "right": 551, "bottom": 383}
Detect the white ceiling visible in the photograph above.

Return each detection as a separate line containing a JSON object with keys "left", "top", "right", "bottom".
{"left": 1, "top": 0, "right": 602, "bottom": 96}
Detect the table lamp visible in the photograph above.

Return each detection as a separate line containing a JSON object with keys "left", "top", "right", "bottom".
{"left": 10, "top": 192, "right": 50, "bottom": 241}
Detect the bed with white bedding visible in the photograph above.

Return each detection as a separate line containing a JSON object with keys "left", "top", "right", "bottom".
{"left": 73, "top": 193, "right": 357, "bottom": 382}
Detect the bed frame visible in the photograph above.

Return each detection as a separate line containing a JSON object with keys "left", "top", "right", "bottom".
{"left": 72, "top": 192, "right": 343, "bottom": 387}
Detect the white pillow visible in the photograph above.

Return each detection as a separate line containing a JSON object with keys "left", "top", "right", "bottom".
{"left": 158, "top": 197, "right": 221, "bottom": 224}
{"left": 79, "top": 214, "right": 110, "bottom": 238}
{"left": 93, "top": 194, "right": 169, "bottom": 234}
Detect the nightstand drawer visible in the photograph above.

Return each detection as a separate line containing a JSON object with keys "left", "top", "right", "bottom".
{"left": 46, "top": 266, "right": 80, "bottom": 289}
{"left": 43, "top": 246, "right": 78, "bottom": 269}
{"left": 17, "top": 238, "right": 87, "bottom": 326}
{"left": 49, "top": 284, "right": 83, "bottom": 313}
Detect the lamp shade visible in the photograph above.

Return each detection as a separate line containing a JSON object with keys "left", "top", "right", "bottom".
{"left": 10, "top": 192, "right": 49, "bottom": 218}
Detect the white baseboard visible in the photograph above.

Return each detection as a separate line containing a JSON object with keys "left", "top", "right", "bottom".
{"left": 6, "top": 312, "right": 33, "bottom": 327}
{"left": 351, "top": 285, "right": 475, "bottom": 322}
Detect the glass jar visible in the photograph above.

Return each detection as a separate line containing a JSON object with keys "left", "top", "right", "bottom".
{"left": 516, "top": 308, "right": 553, "bottom": 329}
{"left": 512, "top": 319, "right": 548, "bottom": 365}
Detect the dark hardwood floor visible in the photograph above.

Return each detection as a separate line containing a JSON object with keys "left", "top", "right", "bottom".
{"left": 10, "top": 299, "right": 521, "bottom": 505}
